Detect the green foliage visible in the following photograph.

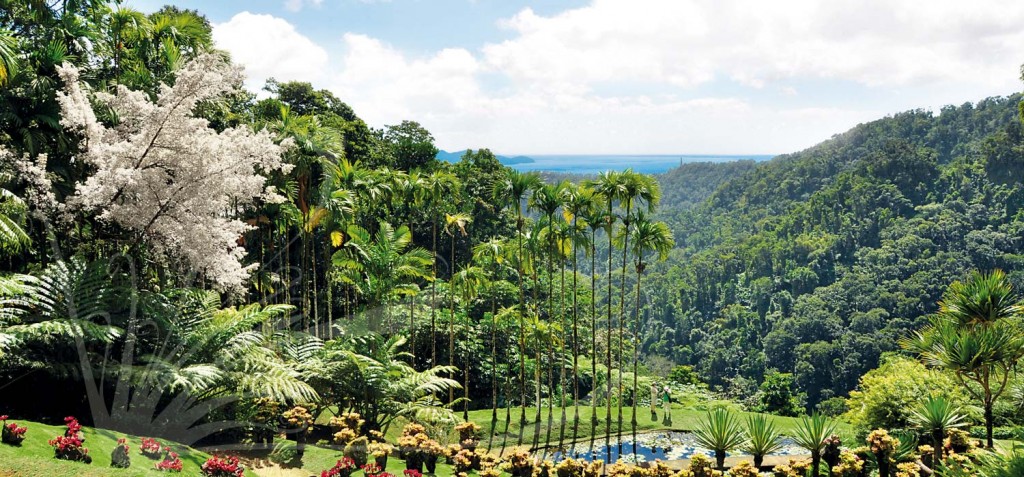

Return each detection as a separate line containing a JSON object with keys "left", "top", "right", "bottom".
{"left": 753, "top": 370, "right": 803, "bottom": 417}
{"left": 667, "top": 365, "right": 701, "bottom": 386}
{"left": 844, "top": 355, "right": 969, "bottom": 433}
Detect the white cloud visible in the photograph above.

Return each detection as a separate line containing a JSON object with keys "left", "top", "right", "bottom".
{"left": 484, "top": 0, "right": 1024, "bottom": 92}
{"left": 283, "top": 0, "right": 323, "bottom": 12}
{"left": 207, "top": 2, "right": 1024, "bottom": 154}
{"left": 212, "top": 12, "right": 329, "bottom": 90}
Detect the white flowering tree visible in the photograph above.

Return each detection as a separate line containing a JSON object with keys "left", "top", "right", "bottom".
{"left": 55, "top": 53, "right": 291, "bottom": 290}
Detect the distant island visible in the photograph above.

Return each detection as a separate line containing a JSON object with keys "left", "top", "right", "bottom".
{"left": 436, "top": 149, "right": 535, "bottom": 165}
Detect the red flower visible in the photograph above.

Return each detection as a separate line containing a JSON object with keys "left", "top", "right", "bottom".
{"left": 156, "top": 452, "right": 183, "bottom": 472}
{"left": 201, "top": 454, "right": 245, "bottom": 477}
{"left": 0, "top": 415, "right": 8, "bottom": 421}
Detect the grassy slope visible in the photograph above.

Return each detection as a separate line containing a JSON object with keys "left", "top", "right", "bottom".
{"left": 461, "top": 404, "right": 858, "bottom": 448}
{"left": 0, "top": 418, "right": 257, "bottom": 477}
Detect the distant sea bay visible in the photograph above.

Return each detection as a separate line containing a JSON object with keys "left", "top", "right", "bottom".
{"left": 508, "top": 154, "right": 775, "bottom": 174}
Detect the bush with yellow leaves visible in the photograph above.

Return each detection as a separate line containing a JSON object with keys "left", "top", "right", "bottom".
{"left": 727, "top": 461, "right": 758, "bottom": 477}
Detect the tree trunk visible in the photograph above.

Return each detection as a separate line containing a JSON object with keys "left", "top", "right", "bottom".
{"left": 617, "top": 208, "right": 630, "bottom": 454}
{"left": 631, "top": 267, "right": 642, "bottom": 455}
{"left": 517, "top": 213, "right": 528, "bottom": 448}
{"left": 589, "top": 234, "right": 598, "bottom": 453}
{"left": 431, "top": 221, "right": 438, "bottom": 367}
{"left": 932, "top": 428, "right": 943, "bottom": 468}
{"left": 449, "top": 234, "right": 456, "bottom": 406}
{"left": 985, "top": 400, "right": 994, "bottom": 449}
{"left": 571, "top": 230, "right": 580, "bottom": 454}
{"left": 812, "top": 452, "right": 821, "bottom": 477}
{"left": 716, "top": 449, "right": 725, "bottom": 470}
{"left": 605, "top": 203, "right": 614, "bottom": 464}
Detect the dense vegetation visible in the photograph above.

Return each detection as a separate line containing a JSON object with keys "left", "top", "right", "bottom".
{"left": 1, "top": 1, "right": 1023, "bottom": 476}
{"left": 643, "top": 97, "right": 1024, "bottom": 409}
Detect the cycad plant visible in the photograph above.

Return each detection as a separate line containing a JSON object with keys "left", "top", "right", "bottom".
{"left": 791, "top": 414, "right": 837, "bottom": 477}
{"left": 910, "top": 395, "right": 966, "bottom": 465}
{"left": 743, "top": 414, "right": 783, "bottom": 468}
{"left": 692, "top": 408, "right": 746, "bottom": 470}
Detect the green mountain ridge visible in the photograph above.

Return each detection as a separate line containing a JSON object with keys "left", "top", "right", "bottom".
{"left": 437, "top": 148, "right": 535, "bottom": 165}
{"left": 641, "top": 94, "right": 1024, "bottom": 407}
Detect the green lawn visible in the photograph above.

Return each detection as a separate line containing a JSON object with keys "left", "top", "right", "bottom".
{"left": 0, "top": 418, "right": 257, "bottom": 477}
{"left": 382, "top": 404, "right": 858, "bottom": 448}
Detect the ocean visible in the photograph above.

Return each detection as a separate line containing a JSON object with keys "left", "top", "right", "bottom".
{"left": 508, "top": 154, "right": 775, "bottom": 174}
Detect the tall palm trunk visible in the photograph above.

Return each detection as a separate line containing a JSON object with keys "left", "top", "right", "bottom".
{"left": 617, "top": 200, "right": 633, "bottom": 454}
{"left": 570, "top": 227, "right": 581, "bottom": 454}
{"left": 631, "top": 261, "right": 643, "bottom": 456}
{"left": 605, "top": 203, "right": 614, "bottom": 464}
{"left": 516, "top": 214, "right": 528, "bottom": 448}
{"left": 589, "top": 229, "right": 598, "bottom": 453}
{"left": 557, "top": 242, "right": 568, "bottom": 455}
{"left": 431, "top": 221, "right": 438, "bottom": 366}
{"left": 489, "top": 291, "right": 498, "bottom": 451}
{"left": 541, "top": 225, "right": 555, "bottom": 452}
{"left": 449, "top": 234, "right": 457, "bottom": 406}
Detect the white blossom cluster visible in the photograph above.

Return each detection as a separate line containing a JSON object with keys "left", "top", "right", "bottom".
{"left": 55, "top": 54, "right": 292, "bottom": 290}
{"left": 0, "top": 147, "right": 63, "bottom": 221}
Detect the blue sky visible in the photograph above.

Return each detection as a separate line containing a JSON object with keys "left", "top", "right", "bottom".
{"left": 128, "top": 0, "right": 1024, "bottom": 155}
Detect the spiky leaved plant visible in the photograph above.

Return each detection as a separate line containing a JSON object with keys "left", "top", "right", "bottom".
{"left": 743, "top": 413, "right": 783, "bottom": 469}
{"left": 692, "top": 408, "right": 746, "bottom": 470}
{"left": 791, "top": 414, "right": 837, "bottom": 477}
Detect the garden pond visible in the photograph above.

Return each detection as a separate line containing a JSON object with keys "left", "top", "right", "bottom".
{"left": 540, "top": 431, "right": 806, "bottom": 463}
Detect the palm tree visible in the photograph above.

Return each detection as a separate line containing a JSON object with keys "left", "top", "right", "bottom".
{"left": 562, "top": 184, "right": 594, "bottom": 451}
{"left": 902, "top": 270, "right": 1024, "bottom": 448}
{"left": 332, "top": 221, "right": 433, "bottom": 331}
{"left": 0, "top": 177, "right": 31, "bottom": 255}
{"left": 791, "top": 414, "right": 838, "bottom": 477}
{"left": 422, "top": 171, "right": 460, "bottom": 367}
{"left": 450, "top": 264, "right": 484, "bottom": 420}
{"left": 910, "top": 395, "right": 966, "bottom": 465}
{"left": 312, "top": 333, "right": 462, "bottom": 432}
{"left": 530, "top": 182, "right": 566, "bottom": 452}
{"left": 392, "top": 170, "right": 425, "bottom": 350}
{"left": 473, "top": 238, "right": 508, "bottom": 448}
{"left": 492, "top": 169, "right": 541, "bottom": 446}
{"left": 584, "top": 170, "right": 624, "bottom": 459}
{"left": 692, "top": 408, "right": 747, "bottom": 470}
{"left": 444, "top": 212, "right": 472, "bottom": 402}
{"left": 0, "top": 28, "right": 18, "bottom": 86}
{"left": 525, "top": 312, "right": 561, "bottom": 450}
{"left": 105, "top": 7, "right": 151, "bottom": 83}
{"left": 743, "top": 414, "right": 783, "bottom": 469}
{"left": 613, "top": 171, "right": 660, "bottom": 445}
{"left": 625, "top": 213, "right": 673, "bottom": 450}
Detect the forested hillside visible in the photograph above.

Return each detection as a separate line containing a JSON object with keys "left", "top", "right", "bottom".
{"left": 642, "top": 95, "right": 1024, "bottom": 408}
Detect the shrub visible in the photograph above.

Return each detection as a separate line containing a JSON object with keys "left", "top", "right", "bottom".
{"left": 753, "top": 370, "right": 803, "bottom": 417}
{"left": 201, "top": 455, "right": 245, "bottom": 477}
{"left": 830, "top": 451, "right": 864, "bottom": 477}
{"left": 0, "top": 415, "right": 27, "bottom": 444}
{"left": 844, "top": 356, "right": 969, "bottom": 433}
{"left": 155, "top": 451, "right": 183, "bottom": 472}
{"left": 330, "top": 412, "right": 364, "bottom": 445}
{"left": 968, "top": 425, "right": 1018, "bottom": 440}
{"left": 50, "top": 435, "right": 91, "bottom": 463}
{"left": 668, "top": 365, "right": 702, "bottom": 386}
{"left": 344, "top": 436, "right": 368, "bottom": 467}
{"left": 111, "top": 438, "right": 131, "bottom": 468}
{"left": 728, "top": 461, "right": 758, "bottom": 477}
{"left": 140, "top": 437, "right": 163, "bottom": 458}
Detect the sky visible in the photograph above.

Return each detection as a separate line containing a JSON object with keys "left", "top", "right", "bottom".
{"left": 126, "top": 0, "right": 1024, "bottom": 155}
